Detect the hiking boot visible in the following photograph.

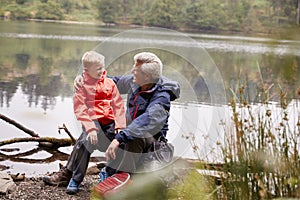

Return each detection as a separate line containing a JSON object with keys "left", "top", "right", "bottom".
{"left": 93, "top": 172, "right": 131, "bottom": 197}
{"left": 66, "top": 178, "right": 80, "bottom": 194}
{"left": 43, "top": 165, "right": 72, "bottom": 186}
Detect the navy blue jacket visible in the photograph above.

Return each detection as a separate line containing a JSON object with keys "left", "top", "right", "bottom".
{"left": 110, "top": 75, "right": 180, "bottom": 143}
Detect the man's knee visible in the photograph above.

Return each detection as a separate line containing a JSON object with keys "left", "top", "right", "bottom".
{"left": 125, "top": 138, "right": 150, "bottom": 153}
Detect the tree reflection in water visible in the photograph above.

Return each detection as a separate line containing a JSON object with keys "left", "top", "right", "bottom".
{"left": 0, "top": 81, "right": 18, "bottom": 108}
{"left": 0, "top": 73, "right": 70, "bottom": 113}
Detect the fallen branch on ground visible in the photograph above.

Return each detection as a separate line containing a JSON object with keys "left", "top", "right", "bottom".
{"left": 0, "top": 137, "right": 73, "bottom": 148}
{"left": 0, "top": 113, "right": 39, "bottom": 137}
{"left": 0, "top": 113, "right": 76, "bottom": 148}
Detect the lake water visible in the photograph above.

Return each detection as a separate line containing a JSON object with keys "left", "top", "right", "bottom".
{"left": 0, "top": 20, "right": 299, "bottom": 176}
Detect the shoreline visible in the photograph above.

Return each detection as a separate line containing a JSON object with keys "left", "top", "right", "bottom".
{"left": 2, "top": 17, "right": 289, "bottom": 39}
{"left": 27, "top": 18, "right": 103, "bottom": 26}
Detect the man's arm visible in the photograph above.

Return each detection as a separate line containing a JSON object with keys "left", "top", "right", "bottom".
{"left": 110, "top": 82, "right": 126, "bottom": 130}
{"left": 108, "top": 75, "right": 134, "bottom": 95}
{"left": 115, "top": 92, "right": 171, "bottom": 143}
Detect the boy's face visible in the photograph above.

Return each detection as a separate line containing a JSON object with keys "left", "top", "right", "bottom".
{"left": 86, "top": 63, "right": 104, "bottom": 79}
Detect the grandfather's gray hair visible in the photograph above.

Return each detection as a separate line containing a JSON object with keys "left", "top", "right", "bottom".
{"left": 134, "top": 52, "right": 163, "bottom": 80}
{"left": 82, "top": 50, "right": 105, "bottom": 69}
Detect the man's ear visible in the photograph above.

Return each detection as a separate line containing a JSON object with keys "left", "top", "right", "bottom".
{"left": 145, "top": 74, "right": 151, "bottom": 80}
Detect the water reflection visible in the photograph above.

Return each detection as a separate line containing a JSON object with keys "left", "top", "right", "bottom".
{"left": 1, "top": 31, "right": 300, "bottom": 56}
{"left": 0, "top": 144, "right": 69, "bottom": 164}
{"left": 21, "top": 74, "right": 62, "bottom": 113}
{"left": 0, "top": 21, "right": 299, "bottom": 176}
{"left": 0, "top": 73, "right": 70, "bottom": 113}
{"left": 0, "top": 81, "right": 18, "bottom": 108}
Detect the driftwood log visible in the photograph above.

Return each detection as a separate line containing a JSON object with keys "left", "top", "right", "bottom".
{"left": 0, "top": 114, "right": 39, "bottom": 137}
{"left": 0, "top": 137, "right": 73, "bottom": 148}
{"left": 0, "top": 113, "right": 76, "bottom": 148}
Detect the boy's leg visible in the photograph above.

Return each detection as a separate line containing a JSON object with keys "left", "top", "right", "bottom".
{"left": 43, "top": 125, "right": 97, "bottom": 187}
{"left": 64, "top": 120, "right": 114, "bottom": 183}
{"left": 97, "top": 121, "right": 115, "bottom": 152}
{"left": 42, "top": 131, "right": 93, "bottom": 186}
{"left": 66, "top": 130, "right": 95, "bottom": 183}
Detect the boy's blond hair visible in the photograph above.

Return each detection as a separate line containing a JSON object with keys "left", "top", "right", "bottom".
{"left": 82, "top": 51, "right": 105, "bottom": 69}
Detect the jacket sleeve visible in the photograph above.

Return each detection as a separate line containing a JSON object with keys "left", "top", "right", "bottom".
{"left": 73, "top": 87, "right": 97, "bottom": 133}
{"left": 111, "top": 83, "right": 126, "bottom": 130}
{"left": 115, "top": 92, "right": 171, "bottom": 143}
{"left": 108, "top": 75, "right": 133, "bottom": 94}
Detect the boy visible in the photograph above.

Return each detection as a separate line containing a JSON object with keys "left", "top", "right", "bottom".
{"left": 43, "top": 51, "right": 126, "bottom": 195}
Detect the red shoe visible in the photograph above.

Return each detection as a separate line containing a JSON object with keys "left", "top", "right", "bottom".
{"left": 93, "top": 172, "right": 131, "bottom": 197}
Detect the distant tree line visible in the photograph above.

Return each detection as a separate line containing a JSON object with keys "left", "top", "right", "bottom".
{"left": 0, "top": 0, "right": 299, "bottom": 32}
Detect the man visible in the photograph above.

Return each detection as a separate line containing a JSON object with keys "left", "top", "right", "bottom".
{"left": 94, "top": 52, "right": 180, "bottom": 196}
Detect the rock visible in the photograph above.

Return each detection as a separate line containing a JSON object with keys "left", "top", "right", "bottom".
{"left": 10, "top": 173, "right": 25, "bottom": 182}
{"left": 0, "top": 171, "right": 17, "bottom": 194}
{"left": 0, "top": 165, "right": 8, "bottom": 171}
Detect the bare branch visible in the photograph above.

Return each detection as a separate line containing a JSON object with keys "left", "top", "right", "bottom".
{"left": 58, "top": 124, "right": 76, "bottom": 144}
{"left": 0, "top": 113, "right": 39, "bottom": 137}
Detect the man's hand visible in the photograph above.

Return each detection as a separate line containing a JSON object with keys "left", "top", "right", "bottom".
{"left": 74, "top": 74, "right": 84, "bottom": 91}
{"left": 86, "top": 130, "right": 98, "bottom": 145}
{"left": 105, "top": 139, "right": 120, "bottom": 160}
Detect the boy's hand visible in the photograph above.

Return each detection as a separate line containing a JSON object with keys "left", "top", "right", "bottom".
{"left": 74, "top": 75, "right": 84, "bottom": 91}
{"left": 86, "top": 130, "right": 98, "bottom": 145}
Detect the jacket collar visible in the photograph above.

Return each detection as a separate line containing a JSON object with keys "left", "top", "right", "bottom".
{"left": 132, "top": 78, "right": 161, "bottom": 94}
{"left": 83, "top": 70, "right": 107, "bottom": 84}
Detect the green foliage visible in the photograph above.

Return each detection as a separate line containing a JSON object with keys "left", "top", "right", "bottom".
{"left": 0, "top": 0, "right": 299, "bottom": 32}
{"left": 15, "top": 0, "right": 28, "bottom": 4}
{"left": 35, "top": 0, "right": 64, "bottom": 20}
{"left": 146, "top": 0, "right": 179, "bottom": 28}
{"left": 60, "top": 0, "right": 73, "bottom": 14}
{"left": 129, "top": 0, "right": 152, "bottom": 25}
{"left": 167, "top": 169, "right": 218, "bottom": 200}
{"left": 6, "top": 5, "right": 32, "bottom": 20}
{"left": 97, "top": 0, "right": 119, "bottom": 24}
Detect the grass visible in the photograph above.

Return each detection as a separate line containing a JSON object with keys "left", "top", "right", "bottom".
{"left": 219, "top": 82, "right": 300, "bottom": 199}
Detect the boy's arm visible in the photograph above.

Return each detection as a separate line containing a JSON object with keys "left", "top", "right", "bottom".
{"left": 73, "top": 87, "right": 98, "bottom": 134}
{"left": 110, "top": 82, "right": 126, "bottom": 130}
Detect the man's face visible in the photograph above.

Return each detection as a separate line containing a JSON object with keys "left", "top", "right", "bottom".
{"left": 131, "top": 63, "right": 149, "bottom": 86}
{"left": 86, "top": 63, "right": 104, "bottom": 79}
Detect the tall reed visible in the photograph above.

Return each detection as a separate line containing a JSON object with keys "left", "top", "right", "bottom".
{"left": 221, "top": 83, "right": 300, "bottom": 199}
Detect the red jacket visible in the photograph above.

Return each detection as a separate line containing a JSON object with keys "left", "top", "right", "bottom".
{"left": 73, "top": 70, "right": 126, "bottom": 133}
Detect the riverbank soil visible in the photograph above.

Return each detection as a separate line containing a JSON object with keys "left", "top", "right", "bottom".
{"left": 0, "top": 175, "right": 99, "bottom": 200}
{"left": 0, "top": 159, "right": 193, "bottom": 200}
